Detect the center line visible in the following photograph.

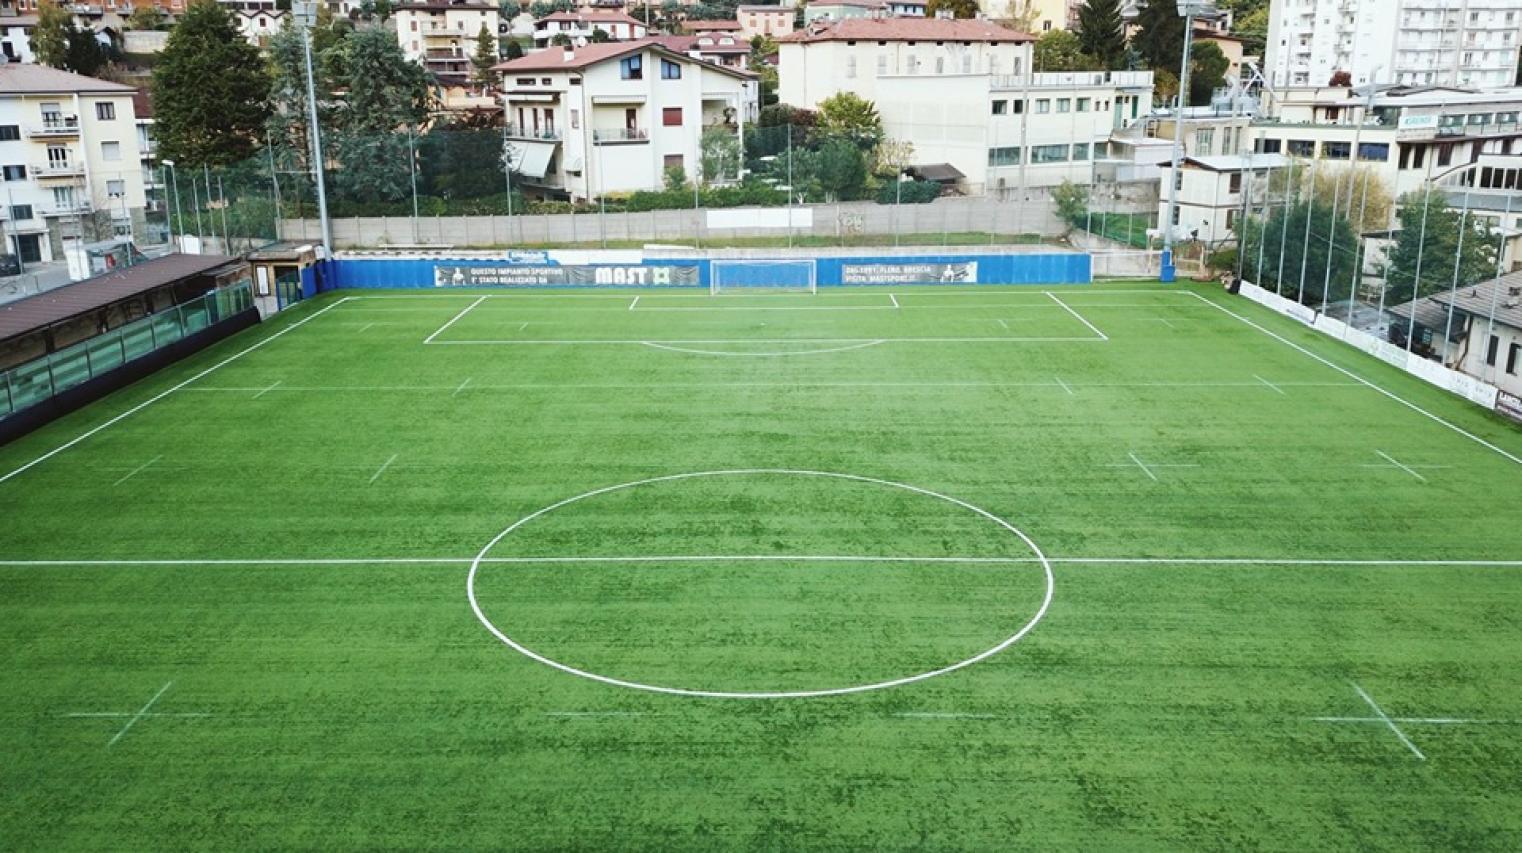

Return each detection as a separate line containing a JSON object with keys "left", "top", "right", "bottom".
{"left": 1351, "top": 682, "right": 1425, "bottom": 760}
{"left": 253, "top": 380, "right": 282, "bottom": 399}
{"left": 108, "top": 681, "right": 173, "bottom": 748}
{"left": 1128, "top": 451, "right": 1158, "bottom": 482}
{"left": 453, "top": 377, "right": 472, "bottom": 397}
{"left": 1254, "top": 374, "right": 1286, "bottom": 395}
{"left": 1376, "top": 450, "right": 1428, "bottom": 482}
{"left": 629, "top": 296, "right": 640, "bottom": 311}
{"left": 368, "top": 453, "right": 399, "bottom": 484}
{"left": 1054, "top": 376, "right": 1075, "bottom": 395}
{"left": 112, "top": 454, "right": 163, "bottom": 486}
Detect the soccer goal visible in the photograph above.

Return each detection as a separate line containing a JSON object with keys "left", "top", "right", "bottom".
{"left": 710, "top": 259, "right": 818, "bottom": 294}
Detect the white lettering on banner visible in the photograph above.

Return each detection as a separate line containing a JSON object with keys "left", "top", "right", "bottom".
{"left": 435, "top": 265, "right": 698, "bottom": 288}
{"left": 1496, "top": 391, "right": 1522, "bottom": 424}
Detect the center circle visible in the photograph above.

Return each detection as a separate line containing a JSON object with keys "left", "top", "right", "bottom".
{"left": 467, "top": 469, "right": 1054, "bottom": 699}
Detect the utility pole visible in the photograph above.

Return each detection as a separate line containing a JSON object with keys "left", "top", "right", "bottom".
{"left": 1161, "top": 0, "right": 1214, "bottom": 282}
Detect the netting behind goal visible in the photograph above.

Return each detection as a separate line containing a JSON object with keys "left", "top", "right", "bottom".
{"left": 710, "top": 260, "right": 818, "bottom": 294}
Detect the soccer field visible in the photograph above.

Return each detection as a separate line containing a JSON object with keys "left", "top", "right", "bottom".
{"left": 3, "top": 281, "right": 1522, "bottom": 849}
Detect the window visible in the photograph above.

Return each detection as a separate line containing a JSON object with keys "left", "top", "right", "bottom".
{"left": 661, "top": 59, "right": 681, "bottom": 79}
{"left": 662, "top": 107, "right": 682, "bottom": 126}
{"left": 1357, "top": 142, "right": 1389, "bottom": 161}
{"left": 1, "top": 165, "right": 23, "bottom": 181}
{"left": 1287, "top": 139, "right": 1314, "bottom": 156}
{"left": 620, "top": 55, "right": 642, "bottom": 79}
{"left": 1437, "top": 143, "right": 1453, "bottom": 167}
{"left": 1229, "top": 173, "right": 1242, "bottom": 193}
{"left": 106, "top": 179, "right": 125, "bottom": 197}
{"left": 1030, "top": 144, "right": 1068, "bottom": 163}
{"left": 1322, "top": 141, "right": 1350, "bottom": 160}
{"left": 1257, "top": 138, "right": 1281, "bottom": 154}
{"left": 1174, "top": 170, "right": 1184, "bottom": 191}
{"left": 1076, "top": 97, "right": 1090, "bottom": 112}
{"left": 0, "top": 125, "right": 18, "bottom": 141}
{"left": 101, "top": 141, "right": 121, "bottom": 161}
{"left": 1487, "top": 334, "right": 1500, "bottom": 366}
{"left": 1072, "top": 143, "right": 1089, "bottom": 161}
{"left": 1195, "top": 129, "right": 1214, "bottom": 155}
{"left": 95, "top": 102, "right": 115, "bottom": 120}
{"left": 876, "top": 55, "right": 887, "bottom": 75}
{"left": 9, "top": 204, "right": 31, "bottom": 220}
{"left": 663, "top": 153, "right": 683, "bottom": 171}
{"left": 1093, "top": 141, "right": 1108, "bottom": 158}
{"left": 516, "top": 77, "right": 535, "bottom": 85}
{"left": 961, "top": 54, "right": 971, "bottom": 73}
{"left": 1056, "top": 98, "right": 1070, "bottom": 113}
{"left": 987, "top": 146, "right": 1020, "bottom": 166}
{"left": 570, "top": 108, "right": 579, "bottom": 129}
{"left": 992, "top": 100, "right": 1007, "bottom": 115}
{"left": 847, "top": 56, "right": 857, "bottom": 78}
{"left": 1035, "top": 99, "right": 1050, "bottom": 114}
{"left": 934, "top": 56, "right": 944, "bottom": 74}
{"left": 1510, "top": 342, "right": 1521, "bottom": 375}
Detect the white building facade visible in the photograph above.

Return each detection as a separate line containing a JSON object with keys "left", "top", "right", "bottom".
{"left": 497, "top": 40, "right": 758, "bottom": 200}
{"left": 1265, "top": 0, "right": 1522, "bottom": 89}
{"left": 0, "top": 65, "right": 147, "bottom": 266}
{"left": 395, "top": 0, "right": 503, "bottom": 87}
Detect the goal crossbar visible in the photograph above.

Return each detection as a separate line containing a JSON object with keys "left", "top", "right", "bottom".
{"left": 710, "top": 259, "right": 818, "bottom": 294}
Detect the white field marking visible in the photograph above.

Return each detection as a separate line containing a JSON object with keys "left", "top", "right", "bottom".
{"left": 639, "top": 340, "right": 887, "bottom": 357}
{"left": 1127, "top": 451, "right": 1158, "bottom": 482}
{"left": 1189, "top": 291, "right": 1522, "bottom": 467}
{"left": 422, "top": 294, "right": 489, "bottom": 344}
{"left": 619, "top": 304, "right": 899, "bottom": 312}
{"left": 997, "top": 318, "right": 1010, "bottom": 331}
{"left": 453, "top": 377, "right": 472, "bottom": 397}
{"left": 6, "top": 556, "right": 1522, "bottom": 568}
{"left": 1044, "top": 291, "right": 1109, "bottom": 340}
{"left": 1155, "top": 317, "right": 1178, "bottom": 330}
{"left": 367, "top": 453, "right": 399, "bottom": 484}
{"left": 518, "top": 322, "right": 528, "bottom": 332}
{"left": 430, "top": 336, "right": 1108, "bottom": 346}
{"left": 348, "top": 288, "right": 1179, "bottom": 301}
{"left": 1312, "top": 716, "right": 1514, "bottom": 725}
{"left": 628, "top": 295, "right": 639, "bottom": 311}
{"left": 1054, "top": 376, "right": 1075, "bottom": 395}
{"left": 467, "top": 469, "right": 1056, "bottom": 700}
{"left": 1350, "top": 683, "right": 1426, "bottom": 760}
{"left": 1375, "top": 450, "right": 1429, "bottom": 482}
{"left": 1102, "top": 452, "right": 1200, "bottom": 481}
{"left": 359, "top": 322, "right": 375, "bottom": 333}
{"left": 253, "top": 380, "right": 282, "bottom": 399}
{"left": 543, "top": 711, "right": 663, "bottom": 718}
{"left": 111, "top": 454, "right": 163, "bottom": 487}
{"left": 0, "top": 297, "right": 354, "bottom": 487}
{"left": 1254, "top": 374, "right": 1286, "bottom": 395}
{"left": 108, "top": 681, "right": 173, "bottom": 748}
{"left": 890, "top": 293, "right": 900, "bottom": 309}
{"left": 895, "top": 712, "right": 999, "bottom": 720}
{"left": 184, "top": 379, "right": 1364, "bottom": 393}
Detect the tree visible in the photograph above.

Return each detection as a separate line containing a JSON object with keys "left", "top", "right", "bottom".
{"left": 588, "top": 26, "right": 611, "bottom": 42}
{"left": 1233, "top": 6, "right": 1267, "bottom": 56}
{"left": 1034, "top": 30, "right": 1098, "bottom": 72}
{"left": 152, "top": 0, "right": 270, "bottom": 167}
{"left": 127, "top": 0, "right": 167, "bottom": 31}
{"left": 1328, "top": 70, "right": 1352, "bottom": 86}
{"left": 869, "top": 138, "right": 913, "bottom": 177}
{"left": 1131, "top": 0, "right": 1186, "bottom": 78}
{"left": 699, "top": 127, "right": 741, "bottom": 184}
{"left": 31, "top": 0, "right": 71, "bottom": 69}
{"left": 816, "top": 91, "right": 882, "bottom": 149}
{"left": 265, "top": 23, "right": 323, "bottom": 206}
{"left": 499, "top": 0, "right": 521, "bottom": 16}
{"left": 1311, "top": 167, "right": 1393, "bottom": 235}
{"left": 816, "top": 137, "right": 866, "bottom": 201}
{"left": 1380, "top": 191, "right": 1498, "bottom": 305}
{"left": 503, "top": 39, "right": 525, "bottom": 60}
{"left": 329, "top": 28, "right": 433, "bottom": 204}
{"left": 64, "top": 25, "right": 106, "bottom": 76}
{"left": 924, "top": 0, "right": 978, "bottom": 17}
{"left": 550, "top": 32, "right": 571, "bottom": 46}
{"left": 471, "top": 24, "right": 498, "bottom": 89}
{"left": 1075, "top": 0, "right": 1126, "bottom": 70}
{"left": 1239, "top": 196, "right": 1361, "bottom": 306}
{"left": 1188, "top": 41, "right": 1229, "bottom": 106}
{"left": 1051, "top": 179, "right": 1088, "bottom": 233}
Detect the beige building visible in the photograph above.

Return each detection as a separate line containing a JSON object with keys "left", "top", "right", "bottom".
{"left": 496, "top": 39, "right": 758, "bottom": 200}
{"left": 395, "top": 0, "right": 503, "bottom": 98}
{"left": 533, "top": 10, "right": 649, "bottom": 48}
{"left": 0, "top": 65, "right": 148, "bottom": 266}
{"left": 737, "top": 4, "right": 794, "bottom": 39}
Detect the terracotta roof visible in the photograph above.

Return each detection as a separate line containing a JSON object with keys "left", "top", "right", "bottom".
{"left": 779, "top": 17, "right": 1033, "bottom": 44}
{"left": 131, "top": 87, "right": 153, "bottom": 119}
{"left": 810, "top": 0, "right": 885, "bottom": 6}
{"left": 395, "top": 1, "right": 497, "bottom": 10}
{"left": 683, "top": 19, "right": 740, "bottom": 30}
{"left": 653, "top": 34, "right": 750, "bottom": 54}
{"left": 737, "top": 4, "right": 790, "bottom": 10}
{"left": 0, "top": 63, "right": 136, "bottom": 95}
{"left": 493, "top": 38, "right": 757, "bottom": 77}
{"left": 536, "top": 10, "right": 645, "bottom": 25}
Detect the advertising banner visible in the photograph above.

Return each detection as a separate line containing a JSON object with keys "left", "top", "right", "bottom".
{"left": 1497, "top": 391, "right": 1522, "bottom": 425}
{"left": 434, "top": 265, "right": 699, "bottom": 288}
{"left": 840, "top": 262, "right": 977, "bottom": 285}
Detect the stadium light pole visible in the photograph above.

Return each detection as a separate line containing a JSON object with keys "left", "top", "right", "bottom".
{"left": 296, "top": 1, "right": 333, "bottom": 257}
{"left": 1161, "top": 0, "right": 1213, "bottom": 282}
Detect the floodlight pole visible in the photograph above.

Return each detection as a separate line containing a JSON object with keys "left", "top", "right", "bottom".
{"left": 300, "top": 15, "right": 333, "bottom": 257}
{"left": 1161, "top": 2, "right": 1201, "bottom": 283}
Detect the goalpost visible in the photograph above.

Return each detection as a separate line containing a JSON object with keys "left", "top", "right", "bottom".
{"left": 710, "top": 259, "right": 818, "bottom": 295}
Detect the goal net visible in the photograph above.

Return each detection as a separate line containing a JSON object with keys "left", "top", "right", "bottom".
{"left": 710, "top": 259, "right": 817, "bottom": 294}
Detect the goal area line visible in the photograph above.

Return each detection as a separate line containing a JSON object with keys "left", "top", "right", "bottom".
{"left": 2, "top": 555, "right": 1519, "bottom": 568}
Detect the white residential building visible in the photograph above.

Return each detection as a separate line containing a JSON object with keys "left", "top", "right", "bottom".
{"left": 0, "top": 65, "right": 148, "bottom": 266}
{"left": 1265, "top": 0, "right": 1522, "bottom": 89}
{"left": 1157, "top": 153, "right": 1288, "bottom": 244}
{"left": 653, "top": 33, "right": 752, "bottom": 69}
{"left": 778, "top": 18, "right": 1151, "bottom": 190}
{"left": 1, "top": 15, "right": 35, "bottom": 63}
{"left": 496, "top": 39, "right": 758, "bottom": 200}
{"left": 395, "top": 0, "right": 504, "bottom": 89}
{"left": 232, "top": 7, "right": 289, "bottom": 49}
{"left": 532, "top": 10, "right": 648, "bottom": 48}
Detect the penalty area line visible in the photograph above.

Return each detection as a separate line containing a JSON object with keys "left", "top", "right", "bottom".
{"left": 3, "top": 556, "right": 1522, "bottom": 568}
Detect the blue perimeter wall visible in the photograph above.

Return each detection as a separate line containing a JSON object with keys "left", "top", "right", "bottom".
{"left": 317, "top": 253, "right": 1092, "bottom": 291}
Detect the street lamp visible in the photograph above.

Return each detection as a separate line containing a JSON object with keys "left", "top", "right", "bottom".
{"left": 162, "top": 159, "right": 183, "bottom": 253}
{"left": 1161, "top": 0, "right": 1217, "bottom": 282}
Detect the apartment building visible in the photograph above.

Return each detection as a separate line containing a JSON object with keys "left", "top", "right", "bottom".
{"left": 0, "top": 65, "right": 147, "bottom": 267}
{"left": 802, "top": 0, "right": 886, "bottom": 24}
{"left": 396, "top": 0, "right": 503, "bottom": 89}
{"left": 496, "top": 39, "right": 758, "bottom": 200}
{"left": 0, "top": 13, "right": 34, "bottom": 63}
{"left": 532, "top": 10, "right": 648, "bottom": 48}
{"left": 1265, "top": 0, "right": 1522, "bottom": 89}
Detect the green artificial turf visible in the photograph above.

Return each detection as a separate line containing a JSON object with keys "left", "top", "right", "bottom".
{"left": 1, "top": 281, "right": 1521, "bottom": 850}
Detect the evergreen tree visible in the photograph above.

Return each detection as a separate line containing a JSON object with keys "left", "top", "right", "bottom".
{"left": 31, "top": 0, "right": 72, "bottom": 69}
{"left": 265, "top": 24, "right": 324, "bottom": 196}
{"left": 1131, "top": 0, "right": 1185, "bottom": 77}
{"left": 471, "top": 24, "right": 499, "bottom": 89}
{"left": 1075, "top": 0, "right": 1126, "bottom": 69}
{"left": 503, "top": 40, "right": 525, "bottom": 60}
{"left": 64, "top": 25, "right": 106, "bottom": 76}
{"left": 1034, "top": 30, "right": 1098, "bottom": 72}
{"left": 1188, "top": 41, "right": 1229, "bottom": 106}
{"left": 330, "top": 28, "right": 433, "bottom": 204}
{"left": 152, "top": 0, "right": 270, "bottom": 167}
{"left": 1239, "top": 195, "right": 1361, "bottom": 307}
{"left": 127, "top": 0, "right": 168, "bottom": 30}
{"left": 924, "top": 0, "right": 978, "bottom": 17}
{"left": 816, "top": 91, "right": 882, "bottom": 149}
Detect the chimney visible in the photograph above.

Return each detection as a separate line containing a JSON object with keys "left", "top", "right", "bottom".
{"left": 563, "top": 47, "right": 575, "bottom": 62}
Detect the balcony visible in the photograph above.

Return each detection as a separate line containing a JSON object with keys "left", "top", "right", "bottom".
{"left": 26, "top": 116, "right": 80, "bottom": 138}
{"left": 505, "top": 124, "right": 562, "bottom": 141}
{"left": 593, "top": 127, "right": 648, "bottom": 144}
{"left": 43, "top": 201, "right": 93, "bottom": 216}
{"left": 31, "top": 161, "right": 86, "bottom": 179}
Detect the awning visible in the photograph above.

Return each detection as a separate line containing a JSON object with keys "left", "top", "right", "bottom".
{"left": 591, "top": 94, "right": 646, "bottom": 104}
{"left": 508, "top": 141, "right": 556, "bottom": 178}
{"left": 908, "top": 163, "right": 966, "bottom": 183}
